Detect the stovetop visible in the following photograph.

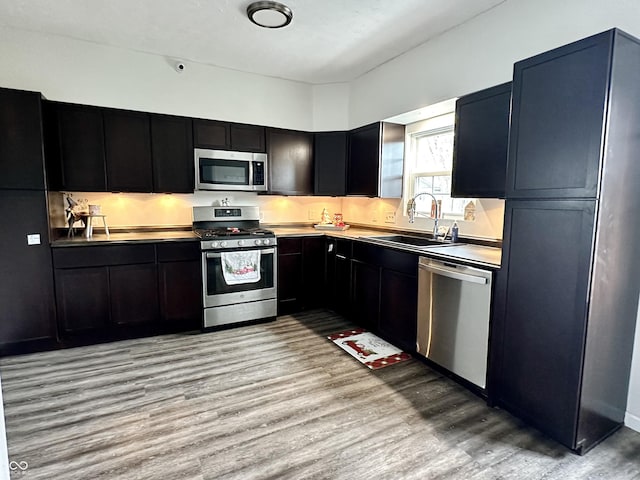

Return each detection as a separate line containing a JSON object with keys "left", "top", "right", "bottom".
{"left": 194, "top": 227, "right": 275, "bottom": 240}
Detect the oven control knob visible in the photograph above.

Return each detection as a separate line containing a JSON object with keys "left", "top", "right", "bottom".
{"left": 211, "top": 241, "right": 220, "bottom": 248}
{"left": 237, "top": 240, "right": 245, "bottom": 247}
{"left": 263, "top": 238, "right": 270, "bottom": 246}
{"left": 220, "top": 241, "right": 228, "bottom": 248}
{"left": 254, "top": 239, "right": 262, "bottom": 246}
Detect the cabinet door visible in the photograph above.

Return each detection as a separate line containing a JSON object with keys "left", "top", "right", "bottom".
{"left": 267, "top": 128, "right": 314, "bottom": 195}
{"left": 151, "top": 114, "right": 194, "bottom": 193}
{"left": 110, "top": 263, "right": 159, "bottom": 325}
{"left": 452, "top": 82, "right": 511, "bottom": 198}
{"left": 230, "top": 124, "right": 266, "bottom": 152}
{"left": 333, "top": 240, "right": 353, "bottom": 317}
{"left": 314, "top": 131, "right": 347, "bottom": 196}
{"left": 347, "top": 123, "right": 380, "bottom": 196}
{"left": 193, "top": 119, "right": 230, "bottom": 150}
{"left": 0, "top": 88, "right": 45, "bottom": 190}
{"left": 351, "top": 260, "right": 380, "bottom": 330}
{"left": 158, "top": 259, "right": 202, "bottom": 329}
{"left": 379, "top": 268, "right": 417, "bottom": 352}
{"left": 0, "top": 190, "right": 55, "bottom": 346}
{"left": 53, "top": 103, "right": 107, "bottom": 191}
{"left": 104, "top": 109, "right": 153, "bottom": 192}
{"left": 506, "top": 32, "right": 611, "bottom": 199}
{"left": 496, "top": 199, "right": 595, "bottom": 448}
{"left": 55, "top": 267, "right": 110, "bottom": 335}
{"left": 277, "top": 238, "right": 303, "bottom": 314}
{"left": 302, "top": 237, "right": 325, "bottom": 309}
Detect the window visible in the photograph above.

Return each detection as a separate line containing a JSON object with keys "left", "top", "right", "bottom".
{"left": 406, "top": 113, "right": 474, "bottom": 220}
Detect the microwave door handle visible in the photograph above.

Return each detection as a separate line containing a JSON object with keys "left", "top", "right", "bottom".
{"left": 205, "top": 248, "right": 275, "bottom": 259}
{"left": 248, "top": 159, "right": 253, "bottom": 186}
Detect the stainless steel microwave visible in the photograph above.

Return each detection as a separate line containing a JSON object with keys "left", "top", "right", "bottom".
{"left": 194, "top": 148, "right": 268, "bottom": 192}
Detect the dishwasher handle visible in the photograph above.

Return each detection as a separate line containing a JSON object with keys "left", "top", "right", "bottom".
{"left": 418, "top": 260, "right": 488, "bottom": 285}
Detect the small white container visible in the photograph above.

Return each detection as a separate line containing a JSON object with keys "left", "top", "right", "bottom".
{"left": 88, "top": 205, "right": 101, "bottom": 215}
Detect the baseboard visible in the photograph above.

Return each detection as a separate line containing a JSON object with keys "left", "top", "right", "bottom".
{"left": 625, "top": 411, "right": 640, "bottom": 433}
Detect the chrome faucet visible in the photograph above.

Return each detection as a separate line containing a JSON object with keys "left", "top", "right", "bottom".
{"left": 407, "top": 192, "right": 440, "bottom": 239}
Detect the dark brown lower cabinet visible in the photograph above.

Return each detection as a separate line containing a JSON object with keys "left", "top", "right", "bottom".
{"left": 52, "top": 241, "right": 201, "bottom": 342}
{"left": 350, "top": 242, "right": 418, "bottom": 350}
{"left": 110, "top": 264, "right": 159, "bottom": 326}
{"left": 351, "top": 260, "right": 380, "bottom": 331}
{"left": 379, "top": 268, "right": 417, "bottom": 352}
{"left": 55, "top": 267, "right": 110, "bottom": 335}
{"left": 277, "top": 236, "right": 325, "bottom": 315}
{"left": 157, "top": 242, "right": 202, "bottom": 330}
{"left": 0, "top": 190, "right": 57, "bottom": 355}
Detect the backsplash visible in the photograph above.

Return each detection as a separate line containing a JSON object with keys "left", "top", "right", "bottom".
{"left": 50, "top": 191, "right": 505, "bottom": 240}
{"left": 50, "top": 192, "right": 343, "bottom": 229}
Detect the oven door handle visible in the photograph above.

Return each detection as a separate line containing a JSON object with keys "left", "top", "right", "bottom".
{"left": 205, "top": 248, "right": 276, "bottom": 259}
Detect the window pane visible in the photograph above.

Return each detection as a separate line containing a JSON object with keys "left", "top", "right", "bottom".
{"left": 433, "top": 175, "right": 451, "bottom": 195}
{"left": 415, "top": 130, "right": 454, "bottom": 172}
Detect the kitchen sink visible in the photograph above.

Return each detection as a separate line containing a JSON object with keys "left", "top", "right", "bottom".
{"left": 367, "top": 235, "right": 450, "bottom": 248}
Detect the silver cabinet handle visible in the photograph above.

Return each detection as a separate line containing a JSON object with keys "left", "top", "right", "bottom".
{"left": 336, "top": 254, "right": 347, "bottom": 260}
{"left": 206, "top": 248, "right": 275, "bottom": 259}
{"left": 418, "top": 262, "right": 488, "bottom": 284}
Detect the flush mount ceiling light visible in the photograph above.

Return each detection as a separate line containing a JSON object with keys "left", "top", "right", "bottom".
{"left": 247, "top": 1, "right": 293, "bottom": 29}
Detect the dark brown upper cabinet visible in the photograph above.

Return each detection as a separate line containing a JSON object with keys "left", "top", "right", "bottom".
{"left": 266, "top": 128, "right": 314, "bottom": 195}
{"left": 0, "top": 88, "right": 46, "bottom": 190}
{"left": 314, "top": 131, "right": 347, "bottom": 196}
{"left": 44, "top": 102, "right": 107, "bottom": 191}
{"left": 347, "top": 122, "right": 404, "bottom": 198}
{"left": 451, "top": 82, "right": 511, "bottom": 199}
{"left": 230, "top": 123, "right": 266, "bottom": 152}
{"left": 193, "top": 119, "right": 265, "bottom": 153}
{"left": 505, "top": 33, "right": 611, "bottom": 199}
{"left": 104, "top": 109, "right": 153, "bottom": 192}
{"left": 150, "top": 114, "right": 194, "bottom": 193}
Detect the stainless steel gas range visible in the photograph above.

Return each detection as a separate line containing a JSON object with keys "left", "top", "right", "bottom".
{"left": 193, "top": 206, "right": 277, "bottom": 329}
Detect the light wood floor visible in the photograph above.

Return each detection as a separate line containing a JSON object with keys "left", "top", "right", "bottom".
{"left": 1, "top": 309, "right": 639, "bottom": 479}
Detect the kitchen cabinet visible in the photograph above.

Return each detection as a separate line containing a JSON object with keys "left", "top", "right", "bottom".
{"left": 325, "top": 238, "right": 352, "bottom": 317}
{"left": 267, "top": 128, "right": 314, "bottom": 195}
{"left": 44, "top": 102, "right": 107, "bottom": 191}
{"left": 347, "top": 122, "right": 404, "bottom": 198}
{"left": 53, "top": 244, "right": 158, "bottom": 337}
{"left": 314, "top": 131, "right": 347, "bottom": 196}
{"left": 150, "top": 114, "right": 194, "bottom": 193}
{"left": 157, "top": 242, "right": 202, "bottom": 330}
{"left": 495, "top": 29, "right": 640, "bottom": 453}
{"left": 104, "top": 108, "right": 153, "bottom": 192}
{"left": 230, "top": 123, "right": 266, "bottom": 153}
{"left": 0, "top": 190, "right": 57, "bottom": 354}
{"left": 351, "top": 242, "right": 418, "bottom": 350}
{"left": 451, "top": 82, "right": 511, "bottom": 198}
{"left": 505, "top": 35, "right": 610, "bottom": 199}
{"left": 193, "top": 119, "right": 265, "bottom": 152}
{"left": 0, "top": 88, "right": 46, "bottom": 190}
{"left": 277, "top": 236, "right": 325, "bottom": 314}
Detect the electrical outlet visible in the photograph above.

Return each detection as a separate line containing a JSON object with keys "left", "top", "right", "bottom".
{"left": 309, "top": 209, "right": 318, "bottom": 220}
{"left": 384, "top": 211, "right": 396, "bottom": 224}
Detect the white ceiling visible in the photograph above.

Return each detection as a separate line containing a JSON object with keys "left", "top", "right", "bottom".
{"left": 0, "top": 0, "right": 506, "bottom": 84}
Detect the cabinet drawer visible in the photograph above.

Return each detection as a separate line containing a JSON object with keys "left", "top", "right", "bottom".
{"left": 53, "top": 244, "right": 156, "bottom": 268}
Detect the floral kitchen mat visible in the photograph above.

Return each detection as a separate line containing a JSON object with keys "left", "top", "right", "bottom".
{"left": 327, "top": 328, "right": 411, "bottom": 370}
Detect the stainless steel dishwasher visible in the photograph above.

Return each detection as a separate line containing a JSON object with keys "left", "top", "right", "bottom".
{"left": 417, "top": 256, "right": 492, "bottom": 389}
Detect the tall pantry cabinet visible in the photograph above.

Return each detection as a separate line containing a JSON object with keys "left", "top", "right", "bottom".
{"left": 492, "top": 29, "right": 640, "bottom": 453}
{"left": 0, "top": 88, "right": 56, "bottom": 354}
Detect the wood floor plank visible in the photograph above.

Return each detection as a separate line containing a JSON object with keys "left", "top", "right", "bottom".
{"left": 1, "top": 309, "right": 639, "bottom": 479}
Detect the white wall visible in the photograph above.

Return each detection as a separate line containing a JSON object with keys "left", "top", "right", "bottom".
{"left": 0, "top": 26, "right": 313, "bottom": 130}
{"left": 348, "top": 0, "right": 640, "bottom": 128}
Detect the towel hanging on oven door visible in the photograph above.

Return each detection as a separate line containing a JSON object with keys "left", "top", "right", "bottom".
{"left": 220, "top": 250, "right": 261, "bottom": 285}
